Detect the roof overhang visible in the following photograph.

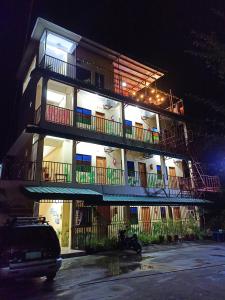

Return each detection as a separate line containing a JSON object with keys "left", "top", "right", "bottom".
{"left": 23, "top": 186, "right": 103, "bottom": 202}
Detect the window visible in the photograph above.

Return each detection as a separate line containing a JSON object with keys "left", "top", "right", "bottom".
{"left": 130, "top": 207, "right": 138, "bottom": 225}
{"left": 125, "top": 120, "right": 132, "bottom": 134}
{"left": 75, "top": 207, "right": 92, "bottom": 226}
{"left": 76, "top": 154, "right": 92, "bottom": 172}
{"left": 76, "top": 66, "right": 91, "bottom": 84}
{"left": 76, "top": 107, "right": 92, "bottom": 125}
{"left": 156, "top": 165, "right": 162, "bottom": 179}
{"left": 160, "top": 207, "right": 167, "bottom": 220}
{"left": 127, "top": 161, "right": 135, "bottom": 177}
{"left": 95, "top": 72, "right": 104, "bottom": 89}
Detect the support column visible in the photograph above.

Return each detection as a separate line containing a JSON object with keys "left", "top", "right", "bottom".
{"left": 121, "top": 102, "right": 126, "bottom": 139}
{"left": 72, "top": 141, "right": 77, "bottom": 185}
{"left": 160, "top": 155, "right": 168, "bottom": 188}
{"left": 73, "top": 88, "right": 78, "bottom": 129}
{"left": 156, "top": 113, "right": 161, "bottom": 132}
{"left": 40, "top": 77, "right": 48, "bottom": 127}
{"left": 121, "top": 149, "right": 128, "bottom": 185}
{"left": 35, "top": 135, "right": 45, "bottom": 182}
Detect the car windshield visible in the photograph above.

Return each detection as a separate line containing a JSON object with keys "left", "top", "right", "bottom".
{"left": 7, "top": 226, "right": 58, "bottom": 248}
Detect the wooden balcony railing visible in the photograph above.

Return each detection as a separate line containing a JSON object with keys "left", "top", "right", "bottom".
{"left": 76, "top": 113, "right": 123, "bottom": 137}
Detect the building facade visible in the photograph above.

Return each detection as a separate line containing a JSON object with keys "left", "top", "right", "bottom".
{"left": 0, "top": 18, "right": 221, "bottom": 249}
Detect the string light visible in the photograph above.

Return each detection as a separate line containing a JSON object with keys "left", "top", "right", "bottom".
{"left": 161, "top": 97, "right": 164, "bottom": 101}
{"left": 122, "top": 81, "right": 127, "bottom": 87}
{"left": 132, "top": 91, "right": 136, "bottom": 96}
{"left": 136, "top": 98, "right": 140, "bottom": 102}
{"left": 156, "top": 94, "right": 160, "bottom": 98}
{"left": 151, "top": 89, "right": 155, "bottom": 93}
{"left": 140, "top": 94, "right": 144, "bottom": 99}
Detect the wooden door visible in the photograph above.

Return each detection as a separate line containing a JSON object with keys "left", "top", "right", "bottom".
{"left": 141, "top": 207, "right": 151, "bottom": 232}
{"left": 96, "top": 112, "right": 105, "bottom": 132}
{"left": 96, "top": 156, "right": 106, "bottom": 184}
{"left": 135, "top": 122, "right": 143, "bottom": 140}
{"left": 168, "top": 167, "right": 177, "bottom": 188}
{"left": 138, "top": 162, "right": 147, "bottom": 187}
{"left": 173, "top": 207, "right": 181, "bottom": 220}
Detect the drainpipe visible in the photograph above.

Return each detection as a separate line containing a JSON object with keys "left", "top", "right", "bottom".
{"left": 72, "top": 141, "right": 77, "bottom": 185}
{"left": 35, "top": 134, "right": 44, "bottom": 183}
{"left": 121, "top": 149, "right": 128, "bottom": 185}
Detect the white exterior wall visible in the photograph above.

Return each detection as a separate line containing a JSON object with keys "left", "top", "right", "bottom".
{"left": 77, "top": 90, "right": 122, "bottom": 122}
{"left": 76, "top": 142, "right": 122, "bottom": 169}
{"left": 165, "top": 157, "right": 184, "bottom": 177}
{"left": 44, "top": 137, "right": 73, "bottom": 164}
{"left": 125, "top": 105, "right": 157, "bottom": 130}
{"left": 126, "top": 151, "right": 161, "bottom": 174}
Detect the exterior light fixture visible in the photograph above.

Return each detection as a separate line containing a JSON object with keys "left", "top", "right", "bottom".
{"left": 122, "top": 81, "right": 127, "bottom": 87}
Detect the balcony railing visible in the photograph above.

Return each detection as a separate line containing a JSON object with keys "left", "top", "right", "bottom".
{"left": 128, "top": 171, "right": 164, "bottom": 188}
{"left": 194, "top": 175, "right": 221, "bottom": 192}
{"left": 40, "top": 54, "right": 76, "bottom": 79}
{"left": 45, "top": 104, "right": 73, "bottom": 126}
{"left": 39, "top": 54, "right": 184, "bottom": 116}
{"left": 76, "top": 113, "right": 123, "bottom": 137}
{"left": 76, "top": 166, "right": 124, "bottom": 185}
{"left": 125, "top": 126, "right": 160, "bottom": 144}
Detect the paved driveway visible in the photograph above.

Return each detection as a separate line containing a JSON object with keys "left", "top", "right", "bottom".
{"left": 1, "top": 242, "right": 225, "bottom": 300}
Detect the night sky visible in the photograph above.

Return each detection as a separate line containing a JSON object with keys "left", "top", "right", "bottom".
{"left": 1, "top": 0, "right": 225, "bottom": 167}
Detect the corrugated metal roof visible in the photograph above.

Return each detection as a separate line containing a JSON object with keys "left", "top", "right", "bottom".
{"left": 24, "top": 186, "right": 102, "bottom": 201}
{"left": 102, "top": 195, "right": 211, "bottom": 206}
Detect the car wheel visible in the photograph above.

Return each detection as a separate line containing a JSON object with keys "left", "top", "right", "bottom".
{"left": 46, "top": 272, "right": 57, "bottom": 281}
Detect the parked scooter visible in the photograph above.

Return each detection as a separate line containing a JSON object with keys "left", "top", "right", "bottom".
{"left": 118, "top": 229, "right": 142, "bottom": 254}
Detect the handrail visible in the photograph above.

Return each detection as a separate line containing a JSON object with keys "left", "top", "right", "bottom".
{"left": 76, "top": 112, "right": 123, "bottom": 137}
{"left": 1, "top": 160, "right": 220, "bottom": 193}
{"left": 45, "top": 104, "right": 73, "bottom": 126}
{"left": 125, "top": 125, "right": 160, "bottom": 144}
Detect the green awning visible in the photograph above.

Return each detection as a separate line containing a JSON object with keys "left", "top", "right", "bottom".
{"left": 24, "top": 186, "right": 103, "bottom": 201}
{"left": 102, "top": 195, "right": 211, "bottom": 206}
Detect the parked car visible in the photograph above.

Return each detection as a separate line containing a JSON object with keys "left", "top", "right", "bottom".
{"left": 0, "top": 217, "right": 62, "bottom": 280}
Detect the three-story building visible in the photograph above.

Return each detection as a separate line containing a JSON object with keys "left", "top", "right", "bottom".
{"left": 1, "top": 18, "right": 220, "bottom": 249}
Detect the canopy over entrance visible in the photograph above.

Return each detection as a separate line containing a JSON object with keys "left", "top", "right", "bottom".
{"left": 23, "top": 186, "right": 103, "bottom": 202}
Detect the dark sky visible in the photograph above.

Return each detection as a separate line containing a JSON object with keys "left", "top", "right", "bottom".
{"left": 1, "top": 0, "right": 225, "bottom": 160}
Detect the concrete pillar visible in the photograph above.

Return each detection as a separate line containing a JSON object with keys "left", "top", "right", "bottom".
{"left": 40, "top": 77, "right": 48, "bottom": 127}
{"left": 156, "top": 113, "right": 161, "bottom": 132}
{"left": 121, "top": 149, "right": 128, "bottom": 185}
{"left": 160, "top": 155, "right": 168, "bottom": 188}
{"left": 73, "top": 88, "right": 78, "bottom": 129}
{"left": 121, "top": 102, "right": 126, "bottom": 139}
{"left": 35, "top": 135, "right": 45, "bottom": 182}
{"left": 72, "top": 141, "right": 77, "bottom": 185}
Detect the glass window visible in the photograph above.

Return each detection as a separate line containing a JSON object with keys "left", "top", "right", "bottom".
{"left": 130, "top": 207, "right": 138, "bottom": 225}
{"left": 156, "top": 165, "right": 162, "bottom": 179}
{"left": 76, "top": 154, "right": 92, "bottom": 172}
{"left": 76, "top": 66, "right": 91, "bottom": 84}
{"left": 125, "top": 120, "right": 132, "bottom": 134}
{"left": 95, "top": 72, "right": 104, "bottom": 89}
{"left": 127, "top": 161, "right": 135, "bottom": 177}
{"left": 76, "top": 107, "right": 92, "bottom": 125}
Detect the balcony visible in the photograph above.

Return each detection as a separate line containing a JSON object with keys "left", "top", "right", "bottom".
{"left": 39, "top": 54, "right": 184, "bottom": 116}
{"left": 36, "top": 104, "right": 162, "bottom": 146}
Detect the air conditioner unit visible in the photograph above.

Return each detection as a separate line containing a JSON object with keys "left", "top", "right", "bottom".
{"left": 104, "top": 147, "right": 115, "bottom": 153}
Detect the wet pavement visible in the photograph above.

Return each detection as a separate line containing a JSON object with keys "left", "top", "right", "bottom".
{"left": 1, "top": 242, "right": 225, "bottom": 299}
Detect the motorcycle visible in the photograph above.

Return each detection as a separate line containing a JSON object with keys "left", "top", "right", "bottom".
{"left": 118, "top": 229, "right": 142, "bottom": 254}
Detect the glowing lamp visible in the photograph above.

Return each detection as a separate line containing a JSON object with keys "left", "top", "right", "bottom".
{"left": 122, "top": 81, "right": 127, "bottom": 87}
{"left": 151, "top": 89, "right": 155, "bottom": 93}
{"left": 140, "top": 94, "right": 144, "bottom": 99}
